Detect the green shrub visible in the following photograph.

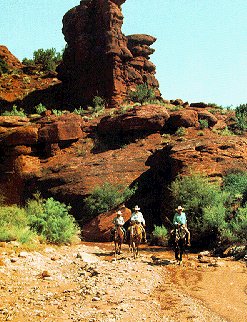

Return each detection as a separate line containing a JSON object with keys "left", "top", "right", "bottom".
{"left": 0, "top": 205, "right": 35, "bottom": 243}
{"left": 161, "top": 133, "right": 171, "bottom": 144}
{"left": 151, "top": 225, "right": 168, "bottom": 245}
{"left": 84, "top": 182, "right": 137, "bottom": 217}
{"left": 216, "top": 127, "right": 234, "bottom": 136}
{"left": 175, "top": 127, "right": 186, "bottom": 136}
{"left": 26, "top": 195, "right": 80, "bottom": 244}
{"left": 0, "top": 57, "right": 9, "bottom": 74}
{"left": 235, "top": 103, "right": 247, "bottom": 131}
{"left": 170, "top": 173, "right": 229, "bottom": 242}
{"left": 127, "top": 83, "right": 155, "bottom": 104}
{"left": 22, "top": 57, "right": 35, "bottom": 66}
{"left": 73, "top": 107, "right": 88, "bottom": 116}
{"left": 223, "top": 171, "right": 247, "bottom": 197}
{"left": 199, "top": 119, "right": 209, "bottom": 129}
{"left": 52, "top": 109, "right": 65, "bottom": 116}
{"left": 93, "top": 96, "right": 105, "bottom": 109}
{"left": 34, "top": 103, "right": 47, "bottom": 114}
{"left": 23, "top": 48, "right": 62, "bottom": 72}
{"left": 2, "top": 105, "right": 26, "bottom": 117}
{"left": 229, "top": 206, "right": 247, "bottom": 242}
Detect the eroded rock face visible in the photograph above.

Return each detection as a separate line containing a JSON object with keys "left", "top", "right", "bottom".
{"left": 166, "top": 109, "right": 199, "bottom": 130}
{"left": 82, "top": 206, "right": 131, "bottom": 241}
{"left": 97, "top": 104, "right": 170, "bottom": 135}
{"left": 57, "top": 0, "right": 160, "bottom": 108}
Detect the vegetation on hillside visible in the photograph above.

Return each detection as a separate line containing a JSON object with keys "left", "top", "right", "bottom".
{"left": 84, "top": 182, "right": 137, "bottom": 218}
{"left": 127, "top": 83, "right": 155, "bottom": 104}
{"left": 22, "top": 48, "right": 62, "bottom": 72}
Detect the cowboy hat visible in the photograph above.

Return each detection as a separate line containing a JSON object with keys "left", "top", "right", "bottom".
{"left": 176, "top": 206, "right": 184, "bottom": 211}
{"left": 134, "top": 205, "right": 140, "bottom": 210}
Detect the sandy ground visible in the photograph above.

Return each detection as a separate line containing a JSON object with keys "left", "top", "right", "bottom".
{"left": 0, "top": 242, "right": 246, "bottom": 322}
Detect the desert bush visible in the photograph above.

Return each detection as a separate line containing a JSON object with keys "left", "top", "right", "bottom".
{"left": 93, "top": 96, "right": 105, "bottom": 109}
{"left": 199, "top": 119, "right": 209, "bottom": 129}
{"left": 22, "top": 57, "right": 35, "bottom": 66}
{"left": 2, "top": 105, "right": 26, "bottom": 117}
{"left": 0, "top": 205, "right": 36, "bottom": 243}
{"left": 169, "top": 173, "right": 229, "bottom": 243}
{"left": 222, "top": 170, "right": 247, "bottom": 205}
{"left": 127, "top": 83, "right": 155, "bottom": 104}
{"left": 235, "top": 103, "right": 247, "bottom": 131}
{"left": 175, "top": 127, "right": 186, "bottom": 136}
{"left": 73, "top": 107, "right": 88, "bottom": 116}
{"left": 151, "top": 225, "right": 168, "bottom": 246}
{"left": 52, "top": 109, "right": 65, "bottom": 116}
{"left": 23, "top": 48, "right": 62, "bottom": 72}
{"left": 84, "top": 182, "right": 137, "bottom": 217}
{"left": 229, "top": 206, "right": 247, "bottom": 242}
{"left": 26, "top": 195, "right": 80, "bottom": 244}
{"left": 34, "top": 103, "right": 47, "bottom": 114}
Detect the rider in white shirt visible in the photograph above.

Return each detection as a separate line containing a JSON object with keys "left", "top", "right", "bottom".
{"left": 130, "top": 205, "right": 147, "bottom": 242}
{"left": 111, "top": 210, "right": 126, "bottom": 240}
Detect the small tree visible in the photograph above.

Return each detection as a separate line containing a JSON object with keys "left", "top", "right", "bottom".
{"left": 23, "top": 48, "right": 62, "bottom": 72}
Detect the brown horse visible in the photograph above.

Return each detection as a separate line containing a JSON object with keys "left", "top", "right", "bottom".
{"left": 129, "top": 223, "right": 143, "bottom": 258}
{"left": 113, "top": 225, "right": 124, "bottom": 256}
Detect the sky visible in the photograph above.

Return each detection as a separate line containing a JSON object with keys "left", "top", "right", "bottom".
{"left": 0, "top": 0, "right": 246, "bottom": 107}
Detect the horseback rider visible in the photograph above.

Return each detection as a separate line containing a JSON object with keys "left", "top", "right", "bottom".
{"left": 111, "top": 210, "right": 126, "bottom": 240}
{"left": 129, "top": 205, "right": 147, "bottom": 243}
{"left": 172, "top": 206, "right": 191, "bottom": 246}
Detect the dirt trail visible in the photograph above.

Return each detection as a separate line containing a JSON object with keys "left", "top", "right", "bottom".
{"left": 0, "top": 242, "right": 246, "bottom": 321}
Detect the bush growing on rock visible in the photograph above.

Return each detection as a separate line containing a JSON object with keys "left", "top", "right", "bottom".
{"left": 22, "top": 48, "right": 62, "bottom": 72}
{"left": 34, "top": 103, "right": 47, "bottom": 114}
{"left": 2, "top": 105, "right": 26, "bottom": 117}
{"left": 84, "top": 182, "right": 137, "bottom": 217}
{"left": 127, "top": 83, "right": 155, "bottom": 104}
{"left": 235, "top": 103, "right": 247, "bottom": 131}
{"left": 199, "top": 119, "right": 209, "bottom": 129}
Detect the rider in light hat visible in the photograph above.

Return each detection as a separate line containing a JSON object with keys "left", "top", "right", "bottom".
{"left": 129, "top": 205, "right": 147, "bottom": 243}
{"left": 173, "top": 206, "right": 191, "bottom": 246}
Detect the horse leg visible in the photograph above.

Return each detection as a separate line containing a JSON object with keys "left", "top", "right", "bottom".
{"left": 118, "top": 241, "right": 122, "bottom": 255}
{"left": 175, "top": 244, "right": 179, "bottom": 261}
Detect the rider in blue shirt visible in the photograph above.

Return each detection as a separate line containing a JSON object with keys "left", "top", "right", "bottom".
{"left": 173, "top": 206, "right": 191, "bottom": 246}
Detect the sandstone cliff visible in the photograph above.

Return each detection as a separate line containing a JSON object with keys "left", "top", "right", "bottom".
{"left": 0, "top": 102, "right": 246, "bottom": 241}
{"left": 57, "top": 0, "right": 160, "bottom": 108}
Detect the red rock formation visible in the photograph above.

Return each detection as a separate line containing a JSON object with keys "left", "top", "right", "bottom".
{"left": 97, "top": 104, "right": 169, "bottom": 135}
{"left": 57, "top": 0, "right": 160, "bottom": 108}
{"left": 82, "top": 206, "right": 131, "bottom": 241}
{"left": 0, "top": 46, "right": 23, "bottom": 71}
